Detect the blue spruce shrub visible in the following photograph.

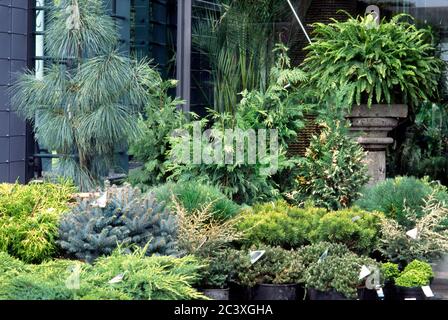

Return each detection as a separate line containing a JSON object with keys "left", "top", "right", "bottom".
{"left": 58, "top": 184, "right": 178, "bottom": 263}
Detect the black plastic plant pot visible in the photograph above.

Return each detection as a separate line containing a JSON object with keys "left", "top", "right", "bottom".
{"left": 383, "top": 282, "right": 399, "bottom": 301}
{"left": 357, "top": 287, "right": 380, "bottom": 300}
{"left": 229, "top": 285, "right": 252, "bottom": 301}
{"left": 252, "top": 284, "right": 297, "bottom": 300}
{"left": 307, "top": 288, "right": 350, "bottom": 300}
{"left": 202, "top": 288, "right": 230, "bottom": 300}
{"left": 396, "top": 286, "right": 427, "bottom": 300}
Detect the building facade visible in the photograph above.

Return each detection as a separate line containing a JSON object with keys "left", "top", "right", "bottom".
{"left": 0, "top": 0, "right": 447, "bottom": 183}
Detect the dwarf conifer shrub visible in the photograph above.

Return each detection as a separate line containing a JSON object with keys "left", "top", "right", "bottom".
{"left": 0, "top": 181, "right": 75, "bottom": 263}
{"left": 58, "top": 184, "right": 178, "bottom": 263}
{"left": 293, "top": 121, "right": 369, "bottom": 210}
{"left": 236, "top": 201, "right": 325, "bottom": 248}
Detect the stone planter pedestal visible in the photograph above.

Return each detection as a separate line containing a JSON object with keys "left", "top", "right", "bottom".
{"left": 346, "top": 104, "right": 408, "bottom": 186}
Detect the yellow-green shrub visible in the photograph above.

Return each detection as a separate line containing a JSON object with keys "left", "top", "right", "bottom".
{"left": 236, "top": 201, "right": 326, "bottom": 248}
{"left": 0, "top": 181, "right": 75, "bottom": 263}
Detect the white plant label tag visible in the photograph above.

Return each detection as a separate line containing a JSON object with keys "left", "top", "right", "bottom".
{"left": 249, "top": 251, "right": 265, "bottom": 264}
{"left": 359, "top": 265, "right": 371, "bottom": 280}
{"left": 422, "top": 286, "right": 434, "bottom": 297}
{"left": 351, "top": 216, "right": 361, "bottom": 222}
{"left": 376, "top": 287, "right": 384, "bottom": 298}
{"left": 405, "top": 298, "right": 417, "bottom": 300}
{"left": 406, "top": 228, "right": 418, "bottom": 239}
{"left": 93, "top": 192, "right": 108, "bottom": 208}
{"left": 318, "top": 248, "right": 329, "bottom": 263}
{"left": 108, "top": 274, "right": 124, "bottom": 284}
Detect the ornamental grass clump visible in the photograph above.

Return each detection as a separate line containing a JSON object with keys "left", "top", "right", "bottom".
{"left": 304, "top": 13, "right": 443, "bottom": 107}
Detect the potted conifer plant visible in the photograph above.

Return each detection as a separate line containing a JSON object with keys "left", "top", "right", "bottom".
{"left": 394, "top": 260, "right": 434, "bottom": 300}
{"left": 304, "top": 13, "right": 443, "bottom": 185}
{"left": 231, "top": 246, "right": 305, "bottom": 301}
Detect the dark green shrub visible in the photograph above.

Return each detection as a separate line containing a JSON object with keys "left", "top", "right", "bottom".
{"left": 58, "top": 184, "right": 178, "bottom": 263}
{"left": 303, "top": 252, "right": 380, "bottom": 299}
{"left": 0, "top": 181, "right": 75, "bottom": 263}
{"left": 355, "top": 176, "right": 448, "bottom": 228}
{"left": 231, "top": 246, "right": 305, "bottom": 287}
{"left": 293, "top": 121, "right": 369, "bottom": 210}
{"left": 309, "top": 207, "right": 383, "bottom": 255}
{"left": 296, "top": 242, "right": 351, "bottom": 268}
{"left": 236, "top": 201, "right": 325, "bottom": 248}
{"left": 197, "top": 250, "right": 237, "bottom": 289}
{"left": 151, "top": 181, "right": 240, "bottom": 220}
{"left": 129, "top": 79, "right": 189, "bottom": 189}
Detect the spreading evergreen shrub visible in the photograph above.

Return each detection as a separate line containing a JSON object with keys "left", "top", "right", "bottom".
{"left": 381, "top": 262, "right": 400, "bottom": 282}
{"left": 0, "top": 249, "right": 206, "bottom": 300}
{"left": 293, "top": 120, "right": 369, "bottom": 210}
{"left": 236, "top": 201, "right": 325, "bottom": 248}
{"left": 355, "top": 176, "right": 448, "bottom": 228}
{"left": 309, "top": 207, "right": 383, "bottom": 255}
{"left": 151, "top": 181, "right": 240, "bottom": 220}
{"left": 296, "top": 242, "right": 351, "bottom": 268}
{"left": 230, "top": 246, "right": 305, "bottom": 287}
{"left": 58, "top": 184, "right": 178, "bottom": 263}
{"left": 303, "top": 252, "right": 380, "bottom": 299}
{"left": 0, "top": 181, "right": 75, "bottom": 263}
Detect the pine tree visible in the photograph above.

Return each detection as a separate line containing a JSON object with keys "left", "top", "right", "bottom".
{"left": 12, "top": 0, "right": 158, "bottom": 190}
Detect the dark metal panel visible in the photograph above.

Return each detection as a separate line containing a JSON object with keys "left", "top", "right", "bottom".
{"left": 176, "top": 0, "right": 192, "bottom": 112}
{"left": 0, "top": 86, "right": 8, "bottom": 110}
{"left": 9, "top": 161, "right": 26, "bottom": 183}
{"left": 0, "top": 163, "right": 7, "bottom": 181}
{"left": 0, "top": 137, "right": 9, "bottom": 162}
{"left": 0, "top": 111, "right": 9, "bottom": 136}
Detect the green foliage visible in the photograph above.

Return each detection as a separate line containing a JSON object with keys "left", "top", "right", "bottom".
{"left": 232, "top": 246, "right": 305, "bottom": 287}
{"left": 356, "top": 176, "right": 448, "bottom": 228}
{"left": 403, "top": 260, "right": 434, "bottom": 279}
{"left": 192, "top": 0, "right": 287, "bottom": 113}
{"left": 166, "top": 46, "right": 306, "bottom": 205}
{"left": 381, "top": 262, "right": 400, "bottom": 282}
{"left": 304, "top": 13, "right": 443, "bottom": 108}
{"left": 0, "top": 181, "right": 75, "bottom": 263}
{"left": 296, "top": 242, "right": 351, "bottom": 268}
{"left": 0, "top": 249, "right": 206, "bottom": 300}
{"left": 395, "top": 260, "right": 433, "bottom": 287}
{"left": 389, "top": 103, "right": 448, "bottom": 185}
{"left": 58, "top": 184, "right": 178, "bottom": 263}
{"left": 376, "top": 197, "right": 448, "bottom": 264}
{"left": 293, "top": 121, "right": 369, "bottom": 210}
{"left": 198, "top": 250, "right": 237, "bottom": 289}
{"left": 129, "top": 79, "right": 189, "bottom": 188}
{"left": 309, "top": 207, "right": 383, "bottom": 255}
{"left": 303, "top": 252, "right": 380, "bottom": 299}
{"left": 79, "top": 248, "right": 206, "bottom": 300}
{"left": 150, "top": 182, "right": 240, "bottom": 220}
{"left": 12, "top": 0, "right": 157, "bottom": 190}
{"left": 236, "top": 201, "right": 325, "bottom": 248}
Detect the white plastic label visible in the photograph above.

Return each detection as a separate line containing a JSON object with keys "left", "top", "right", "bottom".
{"left": 376, "top": 287, "right": 384, "bottom": 298}
{"left": 249, "top": 251, "right": 265, "bottom": 264}
{"left": 359, "top": 265, "right": 371, "bottom": 280}
{"left": 318, "top": 249, "right": 329, "bottom": 263}
{"left": 422, "top": 286, "right": 434, "bottom": 297}
{"left": 405, "top": 298, "right": 417, "bottom": 300}
{"left": 406, "top": 228, "right": 418, "bottom": 239}
{"left": 351, "top": 216, "right": 361, "bottom": 222}
{"left": 108, "top": 274, "right": 124, "bottom": 284}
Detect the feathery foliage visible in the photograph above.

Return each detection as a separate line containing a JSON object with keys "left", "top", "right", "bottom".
{"left": 304, "top": 13, "right": 443, "bottom": 108}
{"left": 12, "top": 0, "right": 158, "bottom": 190}
{"left": 0, "top": 181, "right": 75, "bottom": 263}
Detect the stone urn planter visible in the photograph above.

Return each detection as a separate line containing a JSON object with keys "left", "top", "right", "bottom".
{"left": 346, "top": 104, "right": 408, "bottom": 186}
